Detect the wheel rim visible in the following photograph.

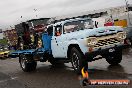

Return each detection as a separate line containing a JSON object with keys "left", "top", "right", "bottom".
{"left": 71, "top": 52, "right": 79, "bottom": 70}
{"left": 20, "top": 56, "right": 26, "bottom": 69}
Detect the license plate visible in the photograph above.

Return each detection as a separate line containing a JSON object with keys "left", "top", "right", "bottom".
{"left": 109, "top": 48, "right": 115, "bottom": 52}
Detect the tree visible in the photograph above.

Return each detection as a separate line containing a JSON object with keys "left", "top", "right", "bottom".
{"left": 0, "top": 38, "right": 8, "bottom": 45}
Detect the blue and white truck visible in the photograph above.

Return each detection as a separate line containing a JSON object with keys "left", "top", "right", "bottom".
{"left": 10, "top": 18, "right": 126, "bottom": 73}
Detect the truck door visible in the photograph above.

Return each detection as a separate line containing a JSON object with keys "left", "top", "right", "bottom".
{"left": 51, "top": 25, "right": 66, "bottom": 58}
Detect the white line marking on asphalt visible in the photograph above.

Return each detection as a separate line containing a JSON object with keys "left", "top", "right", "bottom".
{"left": 0, "top": 77, "right": 18, "bottom": 83}
{"left": 0, "top": 79, "right": 8, "bottom": 83}
{"left": 11, "top": 77, "right": 18, "bottom": 80}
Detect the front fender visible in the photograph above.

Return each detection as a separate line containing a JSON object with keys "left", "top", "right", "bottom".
{"left": 67, "top": 39, "right": 88, "bottom": 55}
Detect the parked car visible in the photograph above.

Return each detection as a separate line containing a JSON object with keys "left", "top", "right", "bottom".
{"left": 0, "top": 47, "right": 10, "bottom": 59}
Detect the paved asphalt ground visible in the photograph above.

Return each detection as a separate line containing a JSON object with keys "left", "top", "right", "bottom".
{"left": 0, "top": 48, "right": 132, "bottom": 88}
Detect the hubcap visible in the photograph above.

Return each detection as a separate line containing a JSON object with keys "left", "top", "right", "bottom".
{"left": 21, "top": 56, "right": 26, "bottom": 69}
{"left": 72, "top": 52, "right": 79, "bottom": 70}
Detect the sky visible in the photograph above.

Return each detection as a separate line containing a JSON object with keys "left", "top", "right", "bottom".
{"left": 0, "top": 0, "right": 132, "bottom": 30}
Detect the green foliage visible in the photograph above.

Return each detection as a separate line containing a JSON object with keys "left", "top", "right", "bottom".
{"left": 0, "top": 38, "right": 8, "bottom": 45}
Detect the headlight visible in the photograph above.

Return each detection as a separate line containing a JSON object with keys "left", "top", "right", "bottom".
{"left": 87, "top": 37, "right": 98, "bottom": 46}
{"left": 117, "top": 32, "right": 126, "bottom": 40}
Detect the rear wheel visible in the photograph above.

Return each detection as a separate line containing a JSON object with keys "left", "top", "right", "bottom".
{"left": 106, "top": 50, "right": 122, "bottom": 65}
{"left": 19, "top": 54, "right": 37, "bottom": 72}
{"left": 70, "top": 47, "right": 88, "bottom": 74}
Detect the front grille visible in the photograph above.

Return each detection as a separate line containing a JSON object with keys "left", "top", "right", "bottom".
{"left": 94, "top": 38, "right": 120, "bottom": 47}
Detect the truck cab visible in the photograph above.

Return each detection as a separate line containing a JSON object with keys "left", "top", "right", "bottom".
{"left": 47, "top": 18, "right": 126, "bottom": 73}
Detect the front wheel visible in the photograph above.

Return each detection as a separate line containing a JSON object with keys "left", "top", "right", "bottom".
{"left": 105, "top": 50, "right": 122, "bottom": 65}
{"left": 19, "top": 54, "right": 37, "bottom": 72}
{"left": 70, "top": 47, "right": 88, "bottom": 74}
{"left": 129, "top": 38, "right": 132, "bottom": 47}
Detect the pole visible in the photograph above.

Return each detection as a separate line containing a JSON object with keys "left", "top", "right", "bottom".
{"left": 33, "top": 9, "right": 38, "bottom": 18}
{"left": 125, "top": 0, "right": 131, "bottom": 26}
{"left": 20, "top": 16, "right": 23, "bottom": 23}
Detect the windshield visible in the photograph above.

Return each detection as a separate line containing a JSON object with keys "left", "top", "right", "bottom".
{"left": 64, "top": 19, "right": 93, "bottom": 33}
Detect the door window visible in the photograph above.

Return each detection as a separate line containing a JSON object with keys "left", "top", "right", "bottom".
{"left": 55, "top": 25, "right": 62, "bottom": 36}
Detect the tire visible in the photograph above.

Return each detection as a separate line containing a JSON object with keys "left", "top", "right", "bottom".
{"left": 19, "top": 54, "right": 37, "bottom": 72}
{"left": 129, "top": 38, "right": 132, "bottom": 47}
{"left": 126, "top": 38, "right": 132, "bottom": 46}
{"left": 106, "top": 50, "right": 122, "bottom": 65}
{"left": 70, "top": 47, "right": 88, "bottom": 74}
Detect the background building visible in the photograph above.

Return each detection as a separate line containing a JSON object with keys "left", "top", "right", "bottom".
{"left": 55, "top": 4, "right": 132, "bottom": 28}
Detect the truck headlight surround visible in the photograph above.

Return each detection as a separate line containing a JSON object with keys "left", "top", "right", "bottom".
{"left": 87, "top": 37, "right": 98, "bottom": 46}
{"left": 117, "top": 32, "right": 126, "bottom": 40}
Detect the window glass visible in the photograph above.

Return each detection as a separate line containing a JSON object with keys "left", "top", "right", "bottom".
{"left": 55, "top": 25, "right": 62, "bottom": 36}
{"left": 128, "top": 7, "right": 132, "bottom": 11}
{"left": 64, "top": 19, "right": 93, "bottom": 33}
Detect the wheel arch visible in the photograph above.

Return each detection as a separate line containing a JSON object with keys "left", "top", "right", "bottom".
{"left": 19, "top": 54, "right": 34, "bottom": 62}
{"left": 67, "top": 44, "right": 84, "bottom": 59}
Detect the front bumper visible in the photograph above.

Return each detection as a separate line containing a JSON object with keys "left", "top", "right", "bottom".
{"left": 0, "top": 54, "right": 4, "bottom": 58}
{"left": 4, "top": 53, "right": 9, "bottom": 58}
{"left": 0, "top": 53, "right": 9, "bottom": 58}
{"left": 84, "top": 45, "right": 124, "bottom": 61}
